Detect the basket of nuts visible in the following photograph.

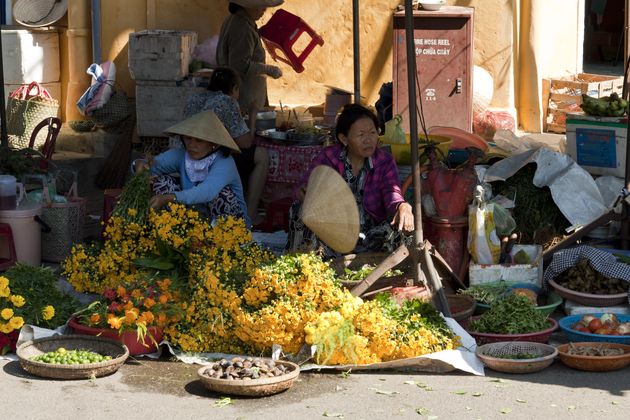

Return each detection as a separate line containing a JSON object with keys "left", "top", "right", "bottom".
{"left": 197, "top": 357, "right": 300, "bottom": 397}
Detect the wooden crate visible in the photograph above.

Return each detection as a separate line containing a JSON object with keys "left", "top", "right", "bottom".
{"left": 544, "top": 73, "right": 624, "bottom": 133}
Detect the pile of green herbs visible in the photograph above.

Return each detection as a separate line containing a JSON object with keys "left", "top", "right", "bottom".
{"left": 490, "top": 164, "right": 569, "bottom": 247}
{"left": 458, "top": 283, "right": 510, "bottom": 305}
{"left": 340, "top": 264, "right": 404, "bottom": 282}
{"left": 493, "top": 352, "right": 541, "bottom": 360}
{"left": 374, "top": 293, "right": 454, "bottom": 341}
{"left": 111, "top": 170, "right": 152, "bottom": 225}
{"left": 469, "top": 294, "right": 549, "bottom": 334}
{"left": 3, "top": 264, "right": 80, "bottom": 328}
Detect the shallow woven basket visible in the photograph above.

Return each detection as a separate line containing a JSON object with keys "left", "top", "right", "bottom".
{"left": 475, "top": 341, "right": 558, "bottom": 374}
{"left": 556, "top": 342, "right": 630, "bottom": 372}
{"left": 447, "top": 294, "right": 476, "bottom": 327}
{"left": 17, "top": 335, "right": 129, "bottom": 380}
{"left": 197, "top": 360, "right": 300, "bottom": 397}
{"left": 548, "top": 278, "right": 628, "bottom": 307}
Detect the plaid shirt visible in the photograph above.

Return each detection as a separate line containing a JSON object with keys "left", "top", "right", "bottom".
{"left": 297, "top": 143, "right": 405, "bottom": 223}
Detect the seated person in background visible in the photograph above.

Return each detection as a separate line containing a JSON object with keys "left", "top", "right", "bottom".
{"left": 287, "top": 104, "right": 414, "bottom": 256}
{"left": 136, "top": 110, "right": 250, "bottom": 226}
{"left": 184, "top": 67, "right": 269, "bottom": 225}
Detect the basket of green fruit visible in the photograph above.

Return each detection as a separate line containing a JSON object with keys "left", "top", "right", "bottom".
{"left": 17, "top": 335, "right": 129, "bottom": 379}
{"left": 475, "top": 341, "right": 558, "bottom": 374}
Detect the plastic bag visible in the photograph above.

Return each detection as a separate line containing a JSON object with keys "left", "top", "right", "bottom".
{"left": 473, "top": 110, "right": 515, "bottom": 141}
{"left": 468, "top": 186, "right": 501, "bottom": 264}
{"left": 382, "top": 114, "right": 406, "bottom": 144}
{"left": 492, "top": 203, "right": 516, "bottom": 236}
{"left": 193, "top": 36, "right": 219, "bottom": 67}
{"left": 76, "top": 61, "right": 116, "bottom": 116}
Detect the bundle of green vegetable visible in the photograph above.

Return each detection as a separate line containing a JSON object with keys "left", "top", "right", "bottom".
{"left": 111, "top": 170, "right": 152, "bottom": 225}
{"left": 458, "top": 283, "right": 509, "bottom": 305}
{"left": 469, "top": 294, "right": 549, "bottom": 334}
{"left": 339, "top": 264, "right": 404, "bottom": 282}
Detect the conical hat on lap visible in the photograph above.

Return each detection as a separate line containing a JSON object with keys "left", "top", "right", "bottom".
{"left": 301, "top": 165, "right": 360, "bottom": 253}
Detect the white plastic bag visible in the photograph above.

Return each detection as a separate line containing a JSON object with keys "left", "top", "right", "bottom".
{"left": 467, "top": 186, "right": 501, "bottom": 264}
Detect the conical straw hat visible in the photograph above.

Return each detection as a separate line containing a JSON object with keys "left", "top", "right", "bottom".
{"left": 164, "top": 110, "right": 240, "bottom": 153}
{"left": 14, "top": 0, "right": 68, "bottom": 27}
{"left": 301, "top": 165, "right": 360, "bottom": 253}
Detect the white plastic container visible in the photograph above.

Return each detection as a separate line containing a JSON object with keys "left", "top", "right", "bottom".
{"left": 1, "top": 28, "right": 60, "bottom": 84}
{"left": 469, "top": 244, "right": 543, "bottom": 287}
{"left": 128, "top": 30, "right": 197, "bottom": 81}
{"left": 0, "top": 201, "right": 43, "bottom": 265}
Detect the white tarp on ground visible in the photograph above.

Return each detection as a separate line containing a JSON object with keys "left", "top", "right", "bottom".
{"left": 483, "top": 148, "right": 608, "bottom": 229}
{"left": 5, "top": 317, "right": 484, "bottom": 376}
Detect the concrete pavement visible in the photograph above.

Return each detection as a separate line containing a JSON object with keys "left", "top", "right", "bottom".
{"left": 2, "top": 355, "right": 629, "bottom": 420}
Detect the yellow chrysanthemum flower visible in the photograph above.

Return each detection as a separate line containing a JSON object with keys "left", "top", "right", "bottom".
{"left": 10, "top": 295, "right": 25, "bottom": 307}
{"left": 9, "top": 316, "right": 24, "bottom": 329}
{"left": 42, "top": 305, "right": 55, "bottom": 321}
{"left": 0, "top": 276, "right": 8, "bottom": 289}
{"left": 1, "top": 308, "right": 14, "bottom": 320}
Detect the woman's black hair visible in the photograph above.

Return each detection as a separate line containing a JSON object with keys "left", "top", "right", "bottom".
{"left": 335, "top": 104, "right": 380, "bottom": 142}
{"left": 208, "top": 67, "right": 241, "bottom": 95}
{"left": 228, "top": 2, "right": 242, "bottom": 14}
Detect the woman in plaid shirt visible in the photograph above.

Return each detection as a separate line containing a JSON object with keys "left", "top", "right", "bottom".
{"left": 286, "top": 104, "right": 414, "bottom": 256}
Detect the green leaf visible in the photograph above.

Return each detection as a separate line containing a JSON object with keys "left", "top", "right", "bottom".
{"left": 213, "top": 397, "right": 232, "bottom": 407}
{"left": 516, "top": 399, "right": 527, "bottom": 403}
{"left": 568, "top": 405, "right": 576, "bottom": 410}
{"left": 404, "top": 380, "right": 416, "bottom": 385}
{"left": 612, "top": 401, "right": 620, "bottom": 405}
{"left": 500, "top": 408, "right": 512, "bottom": 414}
{"left": 339, "top": 369, "right": 351, "bottom": 379}
{"left": 451, "top": 391, "right": 467, "bottom": 395}
{"left": 134, "top": 257, "right": 175, "bottom": 270}
{"left": 490, "top": 378, "right": 506, "bottom": 383}
{"left": 472, "top": 392, "right": 483, "bottom": 397}
{"left": 322, "top": 412, "right": 344, "bottom": 418}
{"left": 427, "top": 416, "right": 438, "bottom": 420}
{"left": 368, "top": 387, "right": 399, "bottom": 396}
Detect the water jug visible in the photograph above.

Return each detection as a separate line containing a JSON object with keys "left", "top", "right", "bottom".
{"left": 0, "top": 175, "right": 24, "bottom": 210}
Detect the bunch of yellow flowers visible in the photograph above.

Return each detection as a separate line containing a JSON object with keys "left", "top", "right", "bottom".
{"left": 0, "top": 276, "right": 56, "bottom": 335}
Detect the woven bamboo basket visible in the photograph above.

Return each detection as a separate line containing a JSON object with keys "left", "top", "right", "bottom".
{"left": 197, "top": 360, "right": 299, "bottom": 397}
{"left": 476, "top": 341, "right": 557, "bottom": 374}
{"left": 17, "top": 335, "right": 129, "bottom": 380}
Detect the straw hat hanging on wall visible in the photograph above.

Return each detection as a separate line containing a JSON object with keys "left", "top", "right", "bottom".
{"left": 13, "top": 0, "right": 68, "bottom": 27}
{"left": 301, "top": 165, "right": 360, "bottom": 253}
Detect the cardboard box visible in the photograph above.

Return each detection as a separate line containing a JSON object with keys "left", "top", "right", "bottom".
{"left": 128, "top": 30, "right": 197, "bottom": 81}
{"left": 565, "top": 113, "right": 627, "bottom": 178}
{"left": 469, "top": 245, "right": 543, "bottom": 287}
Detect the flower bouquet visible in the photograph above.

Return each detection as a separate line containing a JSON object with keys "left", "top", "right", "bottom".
{"left": 1, "top": 265, "right": 80, "bottom": 355}
{"left": 71, "top": 277, "right": 181, "bottom": 355}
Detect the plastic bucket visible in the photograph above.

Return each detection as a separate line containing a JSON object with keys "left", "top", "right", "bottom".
{"left": 0, "top": 201, "right": 43, "bottom": 265}
{"left": 425, "top": 215, "right": 468, "bottom": 274}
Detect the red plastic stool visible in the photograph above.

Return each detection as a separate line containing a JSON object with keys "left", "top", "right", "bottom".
{"left": 0, "top": 223, "right": 18, "bottom": 271}
{"left": 259, "top": 9, "right": 324, "bottom": 73}
{"left": 255, "top": 196, "right": 294, "bottom": 232}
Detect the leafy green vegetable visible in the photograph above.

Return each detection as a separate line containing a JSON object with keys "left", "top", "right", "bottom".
{"left": 339, "top": 264, "right": 403, "bottom": 282}
{"left": 111, "top": 170, "right": 152, "bottom": 225}
{"left": 458, "top": 283, "right": 509, "bottom": 304}
{"left": 469, "top": 294, "right": 549, "bottom": 334}
{"left": 493, "top": 352, "right": 540, "bottom": 359}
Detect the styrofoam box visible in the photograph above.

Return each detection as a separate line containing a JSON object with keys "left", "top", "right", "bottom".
{"left": 469, "top": 244, "right": 543, "bottom": 287}
{"left": 564, "top": 299, "right": 630, "bottom": 315}
{"left": 1, "top": 28, "right": 60, "bottom": 84}
{"left": 128, "top": 30, "right": 197, "bottom": 81}
{"left": 566, "top": 113, "right": 627, "bottom": 178}
{"left": 135, "top": 81, "right": 205, "bottom": 137}
{"left": 4, "top": 82, "right": 61, "bottom": 105}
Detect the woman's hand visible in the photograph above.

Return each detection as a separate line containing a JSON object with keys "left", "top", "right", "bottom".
{"left": 391, "top": 202, "right": 414, "bottom": 232}
{"left": 149, "top": 194, "right": 175, "bottom": 209}
{"left": 134, "top": 159, "right": 150, "bottom": 174}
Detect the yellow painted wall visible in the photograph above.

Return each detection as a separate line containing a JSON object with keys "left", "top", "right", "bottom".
{"left": 93, "top": 0, "right": 583, "bottom": 131}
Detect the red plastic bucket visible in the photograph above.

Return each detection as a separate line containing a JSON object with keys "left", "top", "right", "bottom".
{"left": 425, "top": 216, "right": 468, "bottom": 274}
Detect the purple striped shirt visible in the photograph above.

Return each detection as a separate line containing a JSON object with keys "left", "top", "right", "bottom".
{"left": 297, "top": 143, "right": 405, "bottom": 223}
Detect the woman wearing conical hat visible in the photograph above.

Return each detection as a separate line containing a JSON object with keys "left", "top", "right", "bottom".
{"left": 287, "top": 104, "right": 414, "bottom": 256}
{"left": 135, "top": 110, "right": 250, "bottom": 226}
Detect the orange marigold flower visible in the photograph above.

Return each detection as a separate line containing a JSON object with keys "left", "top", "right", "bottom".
{"left": 124, "top": 309, "right": 138, "bottom": 324}
{"left": 143, "top": 297, "right": 156, "bottom": 308}
{"left": 108, "top": 316, "right": 123, "bottom": 330}
{"left": 89, "top": 313, "right": 101, "bottom": 324}
{"left": 158, "top": 294, "right": 168, "bottom": 304}
{"left": 117, "top": 286, "right": 127, "bottom": 298}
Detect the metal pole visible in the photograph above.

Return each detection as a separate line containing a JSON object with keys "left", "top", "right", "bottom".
{"left": 352, "top": 0, "right": 360, "bottom": 103}
{"left": 0, "top": 27, "right": 8, "bottom": 148}
{"left": 404, "top": 0, "right": 422, "bottom": 247}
